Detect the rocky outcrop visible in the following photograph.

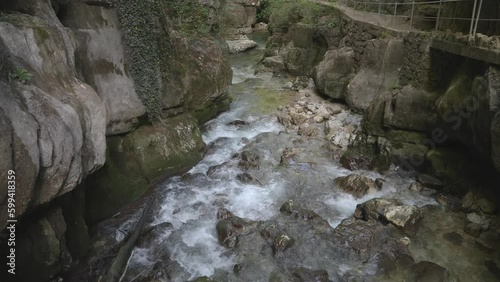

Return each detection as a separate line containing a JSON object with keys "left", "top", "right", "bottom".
{"left": 313, "top": 47, "right": 355, "bottom": 100}
{"left": 220, "top": 0, "right": 260, "bottom": 53}
{"left": 355, "top": 198, "right": 423, "bottom": 235}
{"left": 0, "top": 1, "right": 106, "bottom": 229}
{"left": 86, "top": 115, "right": 205, "bottom": 223}
{"left": 0, "top": 0, "right": 234, "bottom": 280}
{"left": 346, "top": 38, "right": 404, "bottom": 112}
{"left": 221, "top": 0, "right": 259, "bottom": 39}
{"left": 334, "top": 174, "right": 378, "bottom": 198}
{"left": 61, "top": 2, "right": 146, "bottom": 135}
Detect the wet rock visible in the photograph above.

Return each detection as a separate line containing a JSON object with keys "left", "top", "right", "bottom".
{"left": 290, "top": 112, "right": 308, "bottom": 125}
{"left": 407, "top": 261, "right": 449, "bottom": 282}
{"left": 213, "top": 194, "right": 230, "bottom": 207}
{"left": 434, "top": 193, "right": 461, "bottom": 210}
{"left": 192, "top": 276, "right": 217, "bottom": 282}
{"left": 298, "top": 123, "right": 319, "bottom": 137}
{"left": 462, "top": 191, "right": 497, "bottom": 214}
{"left": 280, "top": 200, "right": 320, "bottom": 221}
{"left": 292, "top": 267, "right": 329, "bottom": 282}
{"left": 216, "top": 209, "right": 255, "bottom": 248}
{"left": 331, "top": 217, "right": 408, "bottom": 262}
{"left": 464, "top": 223, "right": 482, "bottom": 237}
{"left": 217, "top": 208, "right": 234, "bottom": 220}
{"left": 260, "top": 224, "right": 294, "bottom": 257}
{"left": 442, "top": 231, "right": 463, "bottom": 246}
{"left": 207, "top": 162, "right": 230, "bottom": 178}
{"left": 355, "top": 198, "right": 423, "bottom": 235}
{"left": 334, "top": 174, "right": 378, "bottom": 198}
{"left": 280, "top": 147, "right": 301, "bottom": 164}
{"left": 273, "top": 234, "right": 295, "bottom": 257}
{"left": 236, "top": 173, "right": 261, "bottom": 185}
{"left": 137, "top": 222, "right": 174, "bottom": 248}
{"left": 417, "top": 174, "right": 444, "bottom": 189}
{"left": 227, "top": 120, "right": 248, "bottom": 126}
{"left": 340, "top": 154, "right": 373, "bottom": 171}
{"left": 409, "top": 182, "right": 425, "bottom": 192}
{"left": 277, "top": 114, "right": 293, "bottom": 128}
{"left": 475, "top": 230, "right": 500, "bottom": 252}
{"left": 238, "top": 150, "right": 260, "bottom": 170}
{"left": 375, "top": 178, "right": 386, "bottom": 189}
{"left": 466, "top": 212, "right": 490, "bottom": 227}
{"left": 181, "top": 173, "right": 208, "bottom": 182}
{"left": 217, "top": 219, "right": 239, "bottom": 248}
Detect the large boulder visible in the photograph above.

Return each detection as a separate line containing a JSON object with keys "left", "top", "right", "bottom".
{"left": 346, "top": 39, "right": 404, "bottom": 112}
{"left": 384, "top": 85, "right": 438, "bottom": 132}
{"left": 227, "top": 35, "right": 258, "bottom": 53}
{"left": 313, "top": 47, "right": 355, "bottom": 100}
{"left": 86, "top": 114, "right": 204, "bottom": 223}
{"left": 355, "top": 198, "right": 423, "bottom": 235}
{"left": 0, "top": 2, "right": 106, "bottom": 228}
{"left": 334, "top": 174, "right": 378, "bottom": 198}
{"left": 221, "top": 0, "right": 258, "bottom": 39}
{"left": 61, "top": 2, "right": 146, "bottom": 135}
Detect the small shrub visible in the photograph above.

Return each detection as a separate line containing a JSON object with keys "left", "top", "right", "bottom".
{"left": 11, "top": 68, "right": 33, "bottom": 84}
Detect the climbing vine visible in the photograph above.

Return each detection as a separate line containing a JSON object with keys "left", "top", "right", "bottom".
{"left": 113, "top": 0, "right": 212, "bottom": 121}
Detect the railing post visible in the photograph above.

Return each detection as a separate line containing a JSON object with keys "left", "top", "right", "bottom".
{"left": 435, "top": 0, "right": 443, "bottom": 32}
{"left": 473, "top": 0, "right": 484, "bottom": 36}
{"left": 469, "top": 0, "right": 478, "bottom": 37}
{"left": 393, "top": 2, "right": 398, "bottom": 26}
{"left": 364, "top": 1, "right": 367, "bottom": 21}
{"left": 378, "top": 0, "right": 381, "bottom": 15}
{"left": 410, "top": 1, "right": 415, "bottom": 30}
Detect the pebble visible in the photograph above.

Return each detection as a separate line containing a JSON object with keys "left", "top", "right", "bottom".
{"left": 313, "top": 115, "right": 324, "bottom": 123}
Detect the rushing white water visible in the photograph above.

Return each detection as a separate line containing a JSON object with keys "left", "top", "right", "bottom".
{"left": 126, "top": 32, "right": 437, "bottom": 281}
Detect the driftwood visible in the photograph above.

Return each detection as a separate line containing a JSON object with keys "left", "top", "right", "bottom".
{"left": 102, "top": 199, "right": 154, "bottom": 282}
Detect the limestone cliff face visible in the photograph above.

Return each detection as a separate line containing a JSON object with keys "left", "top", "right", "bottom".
{"left": 0, "top": 0, "right": 232, "bottom": 280}
{"left": 0, "top": 1, "right": 107, "bottom": 229}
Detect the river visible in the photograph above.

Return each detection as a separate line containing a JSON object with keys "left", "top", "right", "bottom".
{"left": 115, "top": 32, "right": 498, "bottom": 282}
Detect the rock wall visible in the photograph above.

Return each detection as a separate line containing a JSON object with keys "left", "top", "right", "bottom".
{"left": 0, "top": 0, "right": 232, "bottom": 280}
{"left": 263, "top": 1, "right": 500, "bottom": 192}
{"left": 221, "top": 0, "right": 260, "bottom": 39}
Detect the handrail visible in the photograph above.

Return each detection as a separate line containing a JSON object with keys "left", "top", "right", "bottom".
{"left": 331, "top": 0, "right": 498, "bottom": 36}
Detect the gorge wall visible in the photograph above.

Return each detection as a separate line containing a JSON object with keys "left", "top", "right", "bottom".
{"left": 0, "top": 0, "right": 233, "bottom": 281}
{"left": 262, "top": 1, "right": 500, "bottom": 195}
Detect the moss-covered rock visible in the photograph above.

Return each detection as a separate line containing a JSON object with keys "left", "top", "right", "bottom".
{"left": 425, "top": 148, "right": 469, "bottom": 189}
{"left": 114, "top": 0, "right": 232, "bottom": 120}
{"left": 86, "top": 114, "right": 204, "bottom": 223}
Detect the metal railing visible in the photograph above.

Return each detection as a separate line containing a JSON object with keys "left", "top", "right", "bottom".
{"left": 331, "top": 0, "right": 500, "bottom": 36}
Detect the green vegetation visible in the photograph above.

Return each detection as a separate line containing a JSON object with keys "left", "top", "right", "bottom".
{"left": 114, "top": 0, "right": 212, "bottom": 120}
{"left": 11, "top": 68, "right": 33, "bottom": 84}
{"left": 258, "top": 0, "right": 331, "bottom": 30}
{"left": 167, "top": 1, "right": 210, "bottom": 35}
